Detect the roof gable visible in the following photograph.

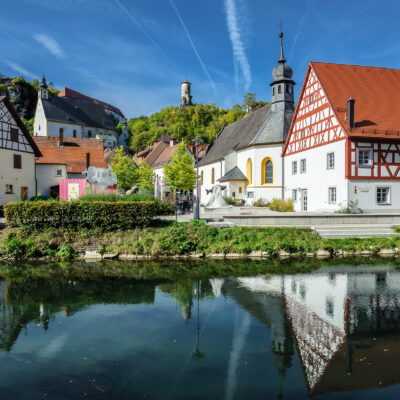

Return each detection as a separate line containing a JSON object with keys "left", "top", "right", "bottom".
{"left": 0, "top": 96, "right": 42, "bottom": 157}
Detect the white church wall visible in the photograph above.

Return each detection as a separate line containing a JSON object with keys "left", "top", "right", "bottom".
{"left": 284, "top": 139, "right": 348, "bottom": 212}
{"left": 237, "top": 144, "right": 284, "bottom": 204}
{"left": 33, "top": 99, "right": 47, "bottom": 136}
{"left": 199, "top": 160, "right": 224, "bottom": 205}
{"left": 224, "top": 151, "right": 237, "bottom": 173}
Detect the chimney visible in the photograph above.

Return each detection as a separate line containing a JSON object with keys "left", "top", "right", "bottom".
{"left": 86, "top": 152, "right": 90, "bottom": 170}
{"left": 347, "top": 97, "right": 355, "bottom": 131}
{"left": 59, "top": 129, "right": 64, "bottom": 147}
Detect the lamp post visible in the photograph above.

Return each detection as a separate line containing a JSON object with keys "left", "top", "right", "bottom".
{"left": 193, "top": 137, "right": 203, "bottom": 220}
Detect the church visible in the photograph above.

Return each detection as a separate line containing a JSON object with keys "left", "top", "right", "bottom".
{"left": 198, "top": 32, "right": 295, "bottom": 205}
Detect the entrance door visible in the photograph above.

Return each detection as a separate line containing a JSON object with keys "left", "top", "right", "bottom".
{"left": 21, "top": 187, "right": 28, "bottom": 201}
{"left": 301, "top": 189, "right": 308, "bottom": 212}
{"left": 68, "top": 183, "right": 80, "bottom": 201}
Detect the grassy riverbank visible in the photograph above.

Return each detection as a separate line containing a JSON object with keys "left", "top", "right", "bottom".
{"left": 1, "top": 220, "right": 400, "bottom": 260}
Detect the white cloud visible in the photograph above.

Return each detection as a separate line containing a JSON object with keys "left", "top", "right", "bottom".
{"left": 6, "top": 62, "right": 36, "bottom": 79}
{"left": 34, "top": 33, "right": 64, "bottom": 59}
{"left": 224, "top": 0, "right": 251, "bottom": 91}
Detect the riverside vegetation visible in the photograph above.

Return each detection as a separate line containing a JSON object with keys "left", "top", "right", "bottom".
{"left": 1, "top": 218, "right": 400, "bottom": 261}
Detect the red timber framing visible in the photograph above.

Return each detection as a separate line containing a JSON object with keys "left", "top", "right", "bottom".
{"left": 282, "top": 65, "right": 346, "bottom": 157}
{"left": 347, "top": 139, "right": 400, "bottom": 180}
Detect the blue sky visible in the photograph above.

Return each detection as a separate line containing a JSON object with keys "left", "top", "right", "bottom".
{"left": 1, "top": 0, "right": 399, "bottom": 118}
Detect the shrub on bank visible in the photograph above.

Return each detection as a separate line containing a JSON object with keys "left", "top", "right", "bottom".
{"left": 268, "top": 198, "right": 294, "bottom": 212}
{"left": 4, "top": 201, "right": 160, "bottom": 230}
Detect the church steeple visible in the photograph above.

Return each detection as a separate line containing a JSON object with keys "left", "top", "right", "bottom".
{"left": 270, "top": 29, "right": 295, "bottom": 112}
{"left": 39, "top": 73, "right": 48, "bottom": 100}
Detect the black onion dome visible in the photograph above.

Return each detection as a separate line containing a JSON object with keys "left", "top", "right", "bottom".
{"left": 272, "top": 63, "right": 293, "bottom": 81}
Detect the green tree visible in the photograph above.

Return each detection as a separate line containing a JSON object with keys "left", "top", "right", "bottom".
{"left": 110, "top": 147, "right": 138, "bottom": 191}
{"left": 164, "top": 144, "right": 196, "bottom": 191}
{"left": 137, "top": 160, "right": 155, "bottom": 191}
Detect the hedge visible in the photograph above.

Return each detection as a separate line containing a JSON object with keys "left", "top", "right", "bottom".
{"left": 4, "top": 201, "right": 161, "bottom": 230}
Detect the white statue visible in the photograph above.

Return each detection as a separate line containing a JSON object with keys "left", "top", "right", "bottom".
{"left": 205, "top": 184, "right": 230, "bottom": 208}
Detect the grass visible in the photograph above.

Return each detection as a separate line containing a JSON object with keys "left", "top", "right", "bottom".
{"left": 1, "top": 220, "right": 400, "bottom": 260}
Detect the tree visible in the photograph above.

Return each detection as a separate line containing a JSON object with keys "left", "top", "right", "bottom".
{"left": 242, "top": 92, "right": 269, "bottom": 112}
{"left": 164, "top": 144, "right": 196, "bottom": 191}
{"left": 137, "top": 160, "right": 155, "bottom": 191}
{"left": 110, "top": 146, "right": 138, "bottom": 191}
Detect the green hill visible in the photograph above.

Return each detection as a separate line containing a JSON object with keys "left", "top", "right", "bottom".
{"left": 127, "top": 93, "right": 268, "bottom": 153}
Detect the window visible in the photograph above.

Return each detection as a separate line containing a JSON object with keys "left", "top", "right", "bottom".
{"left": 239, "top": 186, "right": 242, "bottom": 194}
{"left": 232, "top": 192, "right": 236, "bottom": 197}
{"left": 247, "top": 191, "right": 254, "bottom": 199}
{"left": 246, "top": 158, "right": 252, "bottom": 185}
{"left": 286, "top": 85, "right": 289, "bottom": 94}
{"left": 300, "top": 159, "right": 306, "bottom": 173}
{"left": 301, "top": 130, "right": 305, "bottom": 139}
{"left": 10, "top": 128, "right": 18, "bottom": 142}
{"left": 292, "top": 161, "right": 297, "bottom": 174}
{"left": 59, "top": 127, "right": 64, "bottom": 135}
{"left": 377, "top": 187, "right": 390, "bottom": 204}
{"left": 13, "top": 154, "right": 21, "bottom": 169}
{"left": 292, "top": 189, "right": 297, "bottom": 201}
{"left": 56, "top": 169, "right": 63, "bottom": 177}
{"left": 358, "top": 148, "right": 373, "bottom": 167}
{"left": 261, "top": 158, "right": 273, "bottom": 184}
{"left": 88, "top": 130, "right": 92, "bottom": 138}
{"left": 310, "top": 94, "right": 314, "bottom": 103}
{"left": 73, "top": 129, "right": 77, "bottom": 138}
{"left": 326, "top": 298, "right": 334, "bottom": 317}
{"left": 328, "top": 187, "right": 337, "bottom": 204}
{"left": 39, "top": 124, "right": 41, "bottom": 131}
{"left": 278, "top": 85, "right": 282, "bottom": 94}
{"left": 272, "top": 87, "right": 275, "bottom": 96}
{"left": 327, "top": 152, "right": 335, "bottom": 169}
{"left": 211, "top": 168, "right": 215, "bottom": 184}
{"left": 5, "top": 184, "right": 13, "bottom": 194}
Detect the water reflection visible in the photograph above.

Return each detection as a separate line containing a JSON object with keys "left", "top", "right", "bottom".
{"left": 0, "top": 264, "right": 399, "bottom": 399}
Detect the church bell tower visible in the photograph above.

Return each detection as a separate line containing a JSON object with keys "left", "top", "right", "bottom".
{"left": 180, "top": 79, "right": 193, "bottom": 107}
{"left": 38, "top": 73, "right": 48, "bottom": 100}
{"left": 270, "top": 31, "right": 295, "bottom": 113}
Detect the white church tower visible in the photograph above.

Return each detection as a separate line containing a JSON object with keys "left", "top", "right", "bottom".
{"left": 38, "top": 73, "right": 48, "bottom": 100}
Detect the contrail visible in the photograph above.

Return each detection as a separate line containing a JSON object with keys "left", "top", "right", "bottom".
{"left": 170, "top": 0, "right": 216, "bottom": 94}
{"left": 115, "top": 0, "right": 180, "bottom": 73}
{"left": 288, "top": 6, "right": 309, "bottom": 64}
{"left": 224, "top": 0, "right": 251, "bottom": 91}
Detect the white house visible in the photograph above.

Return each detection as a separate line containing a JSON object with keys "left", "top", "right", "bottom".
{"left": 283, "top": 62, "right": 400, "bottom": 212}
{"left": 198, "top": 32, "right": 295, "bottom": 205}
{"left": 33, "top": 76, "right": 118, "bottom": 148}
{"left": 0, "top": 96, "right": 42, "bottom": 205}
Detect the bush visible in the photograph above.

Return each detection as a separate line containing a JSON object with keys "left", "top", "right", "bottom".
{"left": 223, "top": 196, "right": 238, "bottom": 205}
{"left": 337, "top": 200, "right": 363, "bottom": 214}
{"left": 4, "top": 201, "right": 158, "bottom": 231}
{"left": 268, "top": 199, "right": 294, "bottom": 212}
{"left": 253, "top": 198, "right": 269, "bottom": 207}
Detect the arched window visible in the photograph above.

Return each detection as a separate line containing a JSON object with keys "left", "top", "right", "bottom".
{"left": 246, "top": 158, "right": 252, "bottom": 185}
{"left": 261, "top": 158, "right": 273, "bottom": 185}
{"left": 200, "top": 170, "right": 204, "bottom": 185}
{"left": 278, "top": 85, "right": 282, "bottom": 94}
{"left": 39, "top": 124, "right": 41, "bottom": 131}
{"left": 211, "top": 168, "right": 215, "bottom": 185}
{"left": 272, "top": 87, "right": 275, "bottom": 96}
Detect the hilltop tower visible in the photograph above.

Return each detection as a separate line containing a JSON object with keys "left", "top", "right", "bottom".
{"left": 38, "top": 73, "right": 48, "bottom": 100}
{"left": 180, "top": 79, "right": 193, "bottom": 107}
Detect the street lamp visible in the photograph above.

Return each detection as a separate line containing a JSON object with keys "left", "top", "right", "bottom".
{"left": 192, "top": 137, "right": 203, "bottom": 220}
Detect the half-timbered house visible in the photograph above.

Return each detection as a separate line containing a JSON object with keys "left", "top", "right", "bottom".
{"left": 283, "top": 62, "right": 400, "bottom": 212}
{"left": 0, "top": 96, "right": 42, "bottom": 205}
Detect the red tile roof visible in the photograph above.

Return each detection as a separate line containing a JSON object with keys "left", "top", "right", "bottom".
{"left": 33, "top": 137, "right": 107, "bottom": 174}
{"left": 58, "top": 87, "right": 125, "bottom": 119}
{"left": 312, "top": 62, "right": 400, "bottom": 139}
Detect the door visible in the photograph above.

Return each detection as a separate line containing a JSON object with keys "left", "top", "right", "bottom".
{"left": 21, "top": 187, "right": 28, "bottom": 201}
{"left": 301, "top": 189, "right": 308, "bottom": 212}
{"left": 68, "top": 183, "right": 80, "bottom": 201}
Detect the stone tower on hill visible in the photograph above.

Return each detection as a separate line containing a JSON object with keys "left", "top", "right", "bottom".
{"left": 180, "top": 79, "right": 193, "bottom": 107}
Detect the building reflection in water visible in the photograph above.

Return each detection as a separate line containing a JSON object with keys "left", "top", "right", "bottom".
{"left": 0, "top": 266, "right": 400, "bottom": 397}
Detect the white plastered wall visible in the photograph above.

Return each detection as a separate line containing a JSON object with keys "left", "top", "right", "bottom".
{"left": 284, "top": 139, "right": 348, "bottom": 212}
{"left": 36, "top": 164, "right": 67, "bottom": 196}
